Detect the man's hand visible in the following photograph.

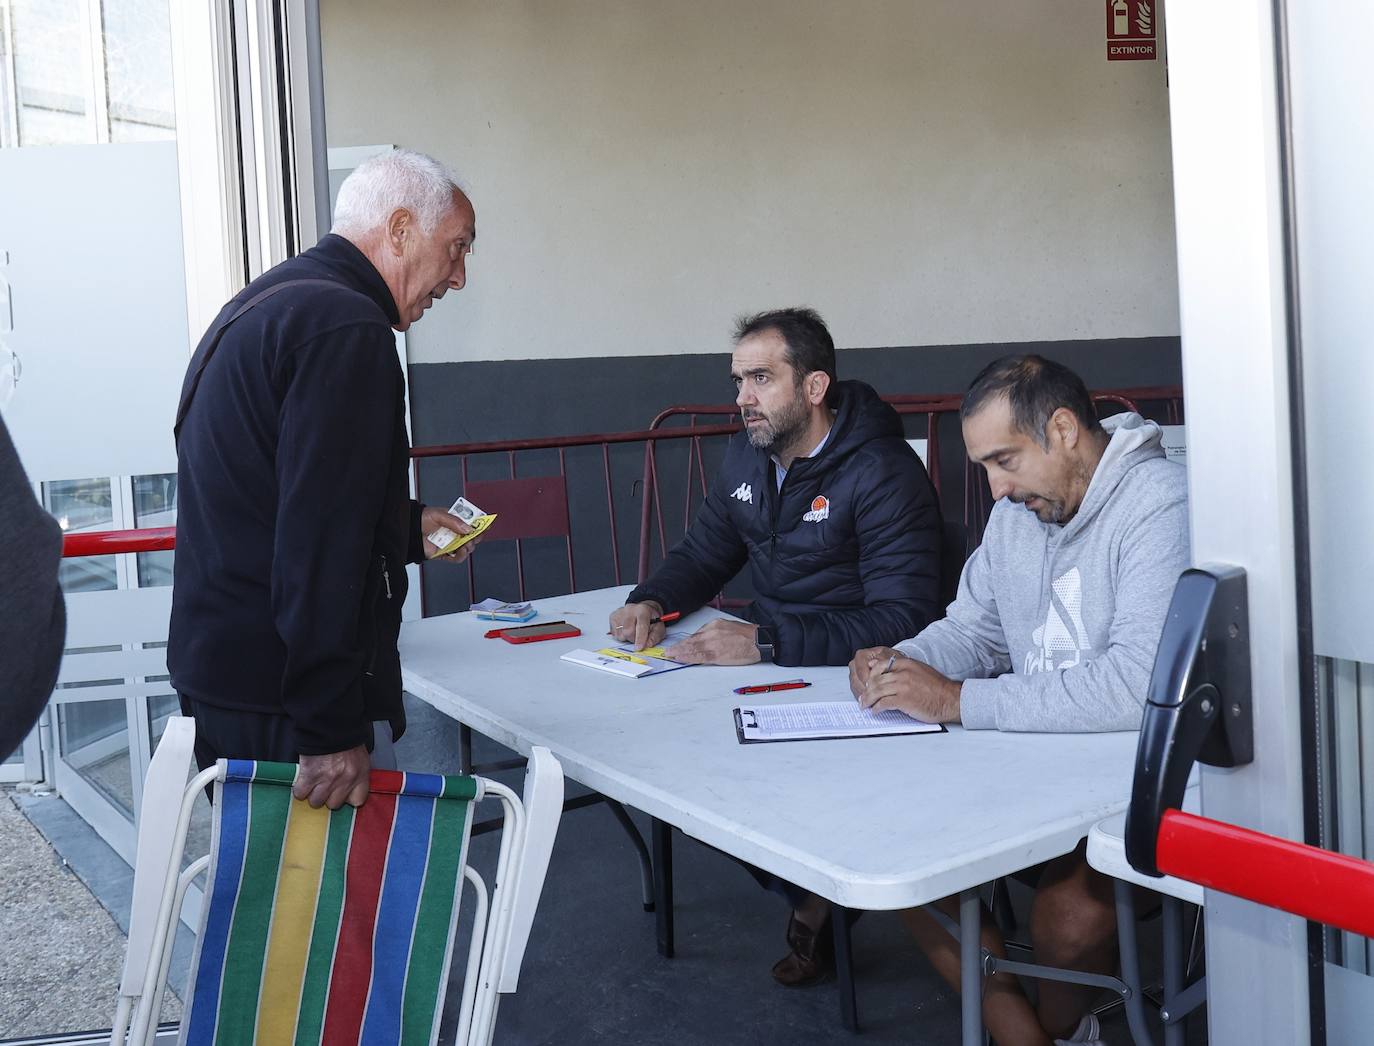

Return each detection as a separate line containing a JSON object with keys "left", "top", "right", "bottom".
{"left": 856, "top": 653, "right": 962, "bottom": 723}
{"left": 294, "top": 745, "right": 371, "bottom": 809}
{"left": 609, "top": 600, "right": 664, "bottom": 651}
{"left": 664, "top": 619, "right": 760, "bottom": 666}
{"left": 848, "top": 646, "right": 903, "bottom": 698}
{"left": 421, "top": 505, "right": 482, "bottom": 562}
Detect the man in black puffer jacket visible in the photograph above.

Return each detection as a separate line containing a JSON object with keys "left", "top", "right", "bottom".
{"left": 612, "top": 307, "right": 942, "bottom": 987}
{"left": 613, "top": 307, "right": 941, "bottom": 668}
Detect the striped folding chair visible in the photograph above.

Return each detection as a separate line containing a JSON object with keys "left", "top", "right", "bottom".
{"left": 117, "top": 724, "right": 563, "bottom": 1046}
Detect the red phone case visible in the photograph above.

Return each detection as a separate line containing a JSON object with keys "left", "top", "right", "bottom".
{"left": 492, "top": 622, "right": 582, "bottom": 644}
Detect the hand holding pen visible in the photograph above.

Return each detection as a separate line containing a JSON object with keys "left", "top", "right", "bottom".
{"left": 847, "top": 645, "right": 903, "bottom": 702}
{"left": 608, "top": 601, "right": 679, "bottom": 650}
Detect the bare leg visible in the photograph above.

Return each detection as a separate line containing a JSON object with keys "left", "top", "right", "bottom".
{"left": 902, "top": 898, "right": 1053, "bottom": 1046}
{"left": 1029, "top": 842, "right": 1119, "bottom": 1039}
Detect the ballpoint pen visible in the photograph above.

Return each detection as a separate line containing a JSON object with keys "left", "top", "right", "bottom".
{"left": 649, "top": 611, "right": 680, "bottom": 625}
{"left": 733, "top": 679, "right": 812, "bottom": 695}
{"left": 861, "top": 654, "right": 898, "bottom": 706}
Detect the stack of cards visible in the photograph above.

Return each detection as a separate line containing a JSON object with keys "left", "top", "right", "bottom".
{"left": 472, "top": 598, "right": 537, "bottom": 622}
{"left": 429, "top": 496, "right": 498, "bottom": 556}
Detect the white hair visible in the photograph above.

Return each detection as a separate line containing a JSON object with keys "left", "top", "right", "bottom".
{"left": 331, "top": 148, "right": 465, "bottom": 238}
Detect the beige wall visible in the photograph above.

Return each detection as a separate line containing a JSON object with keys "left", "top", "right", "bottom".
{"left": 321, "top": 1, "right": 1178, "bottom": 365}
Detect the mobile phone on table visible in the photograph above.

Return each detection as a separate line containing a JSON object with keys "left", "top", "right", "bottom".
{"left": 494, "top": 621, "right": 582, "bottom": 644}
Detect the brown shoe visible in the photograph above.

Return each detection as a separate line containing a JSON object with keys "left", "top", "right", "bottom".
{"left": 770, "top": 910, "right": 835, "bottom": 987}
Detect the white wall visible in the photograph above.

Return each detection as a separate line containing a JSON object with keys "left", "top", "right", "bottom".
{"left": 321, "top": 1, "right": 1178, "bottom": 365}
{"left": 0, "top": 142, "right": 188, "bottom": 480}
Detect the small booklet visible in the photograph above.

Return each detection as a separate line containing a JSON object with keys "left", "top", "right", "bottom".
{"left": 429, "top": 496, "right": 498, "bottom": 556}
{"left": 471, "top": 598, "right": 537, "bottom": 622}
{"left": 733, "top": 700, "right": 946, "bottom": 744}
{"left": 560, "top": 633, "right": 693, "bottom": 678}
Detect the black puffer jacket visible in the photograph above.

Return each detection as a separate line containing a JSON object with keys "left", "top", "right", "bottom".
{"left": 629, "top": 380, "right": 941, "bottom": 666}
{"left": 169, "top": 235, "right": 424, "bottom": 755}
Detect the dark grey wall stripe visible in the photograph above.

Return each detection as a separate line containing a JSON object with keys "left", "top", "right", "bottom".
{"left": 407, "top": 336, "right": 1182, "bottom": 446}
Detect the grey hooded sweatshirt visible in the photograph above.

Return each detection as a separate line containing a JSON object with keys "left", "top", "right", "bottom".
{"left": 896, "top": 412, "right": 1189, "bottom": 732}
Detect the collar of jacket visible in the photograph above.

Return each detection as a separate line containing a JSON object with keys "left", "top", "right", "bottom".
{"left": 751, "top": 379, "right": 901, "bottom": 483}
{"left": 303, "top": 233, "right": 402, "bottom": 327}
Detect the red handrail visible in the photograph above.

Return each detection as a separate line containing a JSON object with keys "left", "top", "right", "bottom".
{"left": 62, "top": 526, "right": 176, "bottom": 557}
{"left": 1158, "top": 808, "right": 1374, "bottom": 939}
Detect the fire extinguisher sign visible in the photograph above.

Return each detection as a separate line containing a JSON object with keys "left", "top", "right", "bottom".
{"left": 1106, "top": 0, "right": 1157, "bottom": 61}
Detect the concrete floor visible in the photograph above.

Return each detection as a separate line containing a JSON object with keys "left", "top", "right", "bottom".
{"left": 1, "top": 694, "right": 1208, "bottom": 1044}
{"left": 0, "top": 788, "right": 182, "bottom": 1041}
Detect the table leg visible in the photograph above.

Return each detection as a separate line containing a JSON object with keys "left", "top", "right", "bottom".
{"left": 606, "top": 799, "right": 655, "bottom": 911}
{"left": 833, "top": 906, "right": 860, "bottom": 1032}
{"left": 960, "top": 888, "right": 984, "bottom": 1046}
{"left": 1162, "top": 897, "right": 1185, "bottom": 1046}
{"left": 458, "top": 723, "right": 474, "bottom": 775}
{"left": 652, "top": 817, "right": 674, "bottom": 957}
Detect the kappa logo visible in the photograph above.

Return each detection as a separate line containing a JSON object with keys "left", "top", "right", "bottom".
{"left": 731, "top": 482, "right": 753, "bottom": 505}
{"left": 802, "top": 495, "right": 830, "bottom": 523}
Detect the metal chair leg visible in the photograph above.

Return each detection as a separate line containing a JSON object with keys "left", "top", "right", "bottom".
{"left": 1161, "top": 897, "right": 1186, "bottom": 1046}
{"left": 458, "top": 722, "right": 474, "bottom": 775}
{"left": 1113, "top": 880, "right": 1161, "bottom": 1046}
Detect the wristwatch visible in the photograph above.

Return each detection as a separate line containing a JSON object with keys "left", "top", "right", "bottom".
{"left": 755, "top": 625, "right": 776, "bottom": 664}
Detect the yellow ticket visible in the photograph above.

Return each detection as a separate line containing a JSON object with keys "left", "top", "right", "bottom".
{"left": 431, "top": 513, "right": 497, "bottom": 555}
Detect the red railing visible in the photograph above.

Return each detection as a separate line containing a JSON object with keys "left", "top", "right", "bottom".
{"left": 645, "top": 387, "right": 1184, "bottom": 555}
{"left": 410, "top": 423, "right": 742, "bottom": 609}
{"left": 1157, "top": 808, "right": 1374, "bottom": 939}
{"left": 62, "top": 526, "right": 176, "bottom": 557}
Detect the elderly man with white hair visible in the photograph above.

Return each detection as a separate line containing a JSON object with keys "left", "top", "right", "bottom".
{"left": 169, "top": 149, "right": 477, "bottom": 809}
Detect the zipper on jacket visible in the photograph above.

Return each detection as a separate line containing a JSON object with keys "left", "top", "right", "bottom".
{"left": 380, "top": 554, "right": 392, "bottom": 600}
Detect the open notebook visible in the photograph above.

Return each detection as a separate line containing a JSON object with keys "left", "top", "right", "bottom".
{"left": 733, "top": 700, "right": 946, "bottom": 743}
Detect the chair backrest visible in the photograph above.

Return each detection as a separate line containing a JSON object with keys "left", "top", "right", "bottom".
{"left": 111, "top": 714, "right": 197, "bottom": 1043}
{"left": 463, "top": 476, "right": 571, "bottom": 541}
{"left": 182, "top": 761, "right": 478, "bottom": 1045}
{"left": 461, "top": 475, "right": 575, "bottom": 599}
{"left": 120, "top": 732, "right": 565, "bottom": 1046}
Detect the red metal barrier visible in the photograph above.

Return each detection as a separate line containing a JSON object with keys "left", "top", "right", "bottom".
{"left": 410, "top": 423, "right": 741, "bottom": 608}
{"left": 1157, "top": 808, "right": 1374, "bottom": 939}
{"left": 62, "top": 526, "right": 176, "bottom": 557}
{"left": 646, "top": 388, "right": 1183, "bottom": 555}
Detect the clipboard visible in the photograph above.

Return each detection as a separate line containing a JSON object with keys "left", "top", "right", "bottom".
{"left": 732, "top": 704, "right": 948, "bottom": 744}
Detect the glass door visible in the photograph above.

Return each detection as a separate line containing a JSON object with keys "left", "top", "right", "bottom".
{"left": 1152, "top": 0, "right": 1374, "bottom": 1042}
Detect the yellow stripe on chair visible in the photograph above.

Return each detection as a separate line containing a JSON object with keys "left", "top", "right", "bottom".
{"left": 255, "top": 798, "right": 330, "bottom": 1042}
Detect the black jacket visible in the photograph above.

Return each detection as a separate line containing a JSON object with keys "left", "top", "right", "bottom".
{"left": 0, "top": 414, "right": 66, "bottom": 761}
{"left": 628, "top": 381, "right": 941, "bottom": 666}
{"left": 168, "top": 235, "right": 425, "bottom": 755}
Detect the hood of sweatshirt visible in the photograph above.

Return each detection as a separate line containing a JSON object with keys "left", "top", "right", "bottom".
{"left": 1055, "top": 412, "right": 1168, "bottom": 542}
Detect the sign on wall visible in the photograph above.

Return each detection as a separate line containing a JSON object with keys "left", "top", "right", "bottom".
{"left": 1107, "top": 1, "right": 1157, "bottom": 61}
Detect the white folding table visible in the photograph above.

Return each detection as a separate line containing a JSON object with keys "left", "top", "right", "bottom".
{"left": 399, "top": 586, "right": 1144, "bottom": 1043}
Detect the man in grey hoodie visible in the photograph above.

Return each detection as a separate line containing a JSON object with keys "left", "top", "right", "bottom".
{"left": 849, "top": 356, "right": 1189, "bottom": 1046}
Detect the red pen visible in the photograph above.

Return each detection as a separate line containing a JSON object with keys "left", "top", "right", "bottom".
{"left": 650, "top": 611, "right": 681, "bottom": 625}
{"left": 733, "top": 679, "right": 812, "bottom": 695}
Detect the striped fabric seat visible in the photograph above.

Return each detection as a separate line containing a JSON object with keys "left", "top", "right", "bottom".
{"left": 181, "top": 760, "right": 478, "bottom": 1046}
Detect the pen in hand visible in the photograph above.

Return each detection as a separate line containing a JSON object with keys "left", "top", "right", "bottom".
{"left": 862, "top": 653, "right": 898, "bottom": 708}
{"left": 649, "top": 611, "right": 680, "bottom": 626}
